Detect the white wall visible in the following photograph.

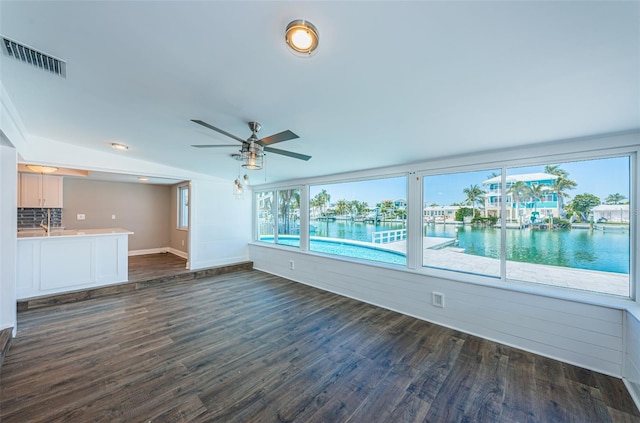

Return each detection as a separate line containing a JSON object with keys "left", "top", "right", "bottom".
{"left": 0, "top": 141, "right": 17, "bottom": 336}
{"left": 188, "top": 179, "right": 252, "bottom": 270}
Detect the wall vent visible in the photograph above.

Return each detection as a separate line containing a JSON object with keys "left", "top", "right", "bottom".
{"left": 2, "top": 36, "right": 66, "bottom": 78}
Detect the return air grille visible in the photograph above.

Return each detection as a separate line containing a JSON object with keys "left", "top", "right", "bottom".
{"left": 2, "top": 37, "right": 66, "bottom": 77}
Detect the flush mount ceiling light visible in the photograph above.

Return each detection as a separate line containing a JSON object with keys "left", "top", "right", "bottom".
{"left": 111, "top": 143, "right": 129, "bottom": 151}
{"left": 26, "top": 164, "right": 58, "bottom": 174}
{"left": 285, "top": 19, "right": 319, "bottom": 56}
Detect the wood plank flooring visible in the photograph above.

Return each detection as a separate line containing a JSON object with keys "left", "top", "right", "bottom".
{"left": 128, "top": 252, "right": 189, "bottom": 282}
{"left": 17, "top": 253, "right": 252, "bottom": 311}
{"left": 2, "top": 269, "right": 639, "bottom": 422}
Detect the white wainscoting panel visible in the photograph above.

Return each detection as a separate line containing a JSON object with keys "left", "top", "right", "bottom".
{"left": 624, "top": 312, "right": 640, "bottom": 408}
{"left": 250, "top": 244, "right": 625, "bottom": 377}
{"left": 41, "top": 238, "right": 93, "bottom": 289}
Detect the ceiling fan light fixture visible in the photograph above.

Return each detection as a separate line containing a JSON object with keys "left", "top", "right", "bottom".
{"left": 241, "top": 142, "right": 264, "bottom": 170}
{"left": 26, "top": 164, "right": 58, "bottom": 174}
{"left": 241, "top": 152, "right": 263, "bottom": 170}
{"left": 285, "top": 20, "right": 319, "bottom": 56}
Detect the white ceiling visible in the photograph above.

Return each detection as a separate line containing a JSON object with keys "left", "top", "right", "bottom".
{"left": 1, "top": 1, "right": 638, "bottom": 184}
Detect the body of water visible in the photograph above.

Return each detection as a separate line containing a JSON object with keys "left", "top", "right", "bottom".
{"left": 308, "top": 220, "right": 629, "bottom": 274}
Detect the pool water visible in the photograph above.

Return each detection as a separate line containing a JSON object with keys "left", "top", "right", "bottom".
{"left": 262, "top": 236, "right": 407, "bottom": 265}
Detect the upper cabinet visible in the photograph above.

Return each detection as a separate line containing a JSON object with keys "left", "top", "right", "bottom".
{"left": 18, "top": 173, "right": 63, "bottom": 208}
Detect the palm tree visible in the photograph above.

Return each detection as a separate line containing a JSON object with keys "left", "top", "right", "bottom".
{"left": 544, "top": 165, "right": 569, "bottom": 179}
{"left": 549, "top": 177, "right": 576, "bottom": 218}
{"left": 335, "top": 199, "right": 350, "bottom": 216}
{"left": 312, "top": 189, "right": 331, "bottom": 217}
{"left": 463, "top": 184, "right": 485, "bottom": 216}
{"left": 605, "top": 193, "right": 627, "bottom": 204}
{"left": 525, "top": 184, "right": 548, "bottom": 217}
{"left": 279, "top": 189, "right": 300, "bottom": 233}
{"left": 544, "top": 165, "right": 576, "bottom": 218}
{"left": 507, "top": 180, "right": 527, "bottom": 226}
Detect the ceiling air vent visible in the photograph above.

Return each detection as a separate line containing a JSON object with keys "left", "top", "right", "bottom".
{"left": 2, "top": 36, "right": 66, "bottom": 78}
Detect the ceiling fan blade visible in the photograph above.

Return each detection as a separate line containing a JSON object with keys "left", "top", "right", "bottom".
{"left": 258, "top": 130, "right": 299, "bottom": 146}
{"left": 191, "top": 119, "right": 245, "bottom": 143}
{"left": 264, "top": 146, "right": 311, "bottom": 161}
{"left": 191, "top": 145, "right": 236, "bottom": 148}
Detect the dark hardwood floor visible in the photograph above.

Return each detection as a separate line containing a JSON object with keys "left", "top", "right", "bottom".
{"left": 2, "top": 269, "right": 638, "bottom": 422}
{"left": 128, "top": 252, "right": 189, "bottom": 282}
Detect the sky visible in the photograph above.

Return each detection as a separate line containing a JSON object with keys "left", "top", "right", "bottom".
{"left": 309, "top": 156, "right": 630, "bottom": 207}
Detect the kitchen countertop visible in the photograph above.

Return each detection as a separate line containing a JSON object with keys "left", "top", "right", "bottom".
{"left": 17, "top": 228, "right": 134, "bottom": 239}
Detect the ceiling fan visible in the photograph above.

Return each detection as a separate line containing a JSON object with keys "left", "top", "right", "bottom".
{"left": 191, "top": 120, "right": 311, "bottom": 169}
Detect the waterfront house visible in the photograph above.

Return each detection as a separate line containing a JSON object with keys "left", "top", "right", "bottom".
{"left": 423, "top": 205, "right": 461, "bottom": 222}
{"left": 482, "top": 173, "right": 559, "bottom": 222}
{"left": 592, "top": 204, "right": 631, "bottom": 224}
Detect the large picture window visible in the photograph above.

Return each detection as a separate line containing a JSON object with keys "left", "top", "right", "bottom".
{"left": 504, "top": 157, "right": 630, "bottom": 296}
{"left": 309, "top": 177, "right": 407, "bottom": 265}
{"left": 254, "top": 151, "right": 634, "bottom": 299}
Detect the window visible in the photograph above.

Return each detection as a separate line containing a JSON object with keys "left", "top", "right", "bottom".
{"left": 177, "top": 184, "right": 189, "bottom": 230}
{"left": 253, "top": 150, "right": 635, "bottom": 298}
{"left": 505, "top": 157, "right": 630, "bottom": 296}
{"left": 421, "top": 156, "right": 632, "bottom": 297}
{"left": 256, "top": 188, "right": 301, "bottom": 247}
{"left": 309, "top": 176, "right": 407, "bottom": 265}
{"left": 277, "top": 189, "right": 301, "bottom": 247}
{"left": 423, "top": 169, "right": 501, "bottom": 278}
{"left": 257, "top": 191, "right": 275, "bottom": 243}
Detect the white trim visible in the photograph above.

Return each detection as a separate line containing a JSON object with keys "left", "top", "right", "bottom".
{"left": 167, "top": 248, "right": 188, "bottom": 260}
{"left": 128, "top": 248, "right": 187, "bottom": 259}
{"left": 624, "top": 375, "right": 640, "bottom": 413}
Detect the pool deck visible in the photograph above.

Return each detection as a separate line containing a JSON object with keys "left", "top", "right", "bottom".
{"left": 380, "top": 237, "right": 629, "bottom": 297}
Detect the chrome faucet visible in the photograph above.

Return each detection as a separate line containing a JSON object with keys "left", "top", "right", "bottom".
{"left": 39, "top": 209, "right": 51, "bottom": 235}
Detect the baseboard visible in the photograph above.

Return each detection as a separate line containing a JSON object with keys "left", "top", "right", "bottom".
{"left": 167, "top": 248, "right": 188, "bottom": 260}
{"left": 129, "top": 247, "right": 188, "bottom": 258}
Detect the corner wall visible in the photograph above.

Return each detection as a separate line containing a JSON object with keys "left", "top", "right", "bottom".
{"left": 188, "top": 179, "right": 251, "bottom": 269}
{"left": 169, "top": 183, "right": 188, "bottom": 258}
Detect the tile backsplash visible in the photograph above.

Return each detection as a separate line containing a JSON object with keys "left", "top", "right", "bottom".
{"left": 18, "top": 208, "right": 62, "bottom": 229}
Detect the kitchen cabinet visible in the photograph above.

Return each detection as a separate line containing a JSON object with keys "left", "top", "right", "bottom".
{"left": 18, "top": 173, "right": 64, "bottom": 208}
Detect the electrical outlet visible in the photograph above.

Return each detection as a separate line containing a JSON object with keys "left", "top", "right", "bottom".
{"left": 289, "top": 260, "right": 295, "bottom": 270}
{"left": 181, "top": 240, "right": 185, "bottom": 247}
{"left": 77, "top": 214, "right": 85, "bottom": 220}
{"left": 111, "top": 214, "right": 116, "bottom": 220}
{"left": 432, "top": 292, "right": 445, "bottom": 308}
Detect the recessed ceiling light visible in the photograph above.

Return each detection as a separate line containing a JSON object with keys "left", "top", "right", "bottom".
{"left": 111, "top": 143, "right": 129, "bottom": 151}
{"left": 285, "top": 20, "right": 319, "bottom": 56}
{"left": 26, "top": 164, "right": 58, "bottom": 174}
{"left": 138, "top": 177, "right": 149, "bottom": 182}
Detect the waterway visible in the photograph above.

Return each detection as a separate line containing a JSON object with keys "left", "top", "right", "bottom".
{"left": 310, "top": 220, "right": 630, "bottom": 274}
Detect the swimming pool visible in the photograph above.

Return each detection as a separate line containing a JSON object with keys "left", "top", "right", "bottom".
{"left": 260, "top": 236, "right": 407, "bottom": 265}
